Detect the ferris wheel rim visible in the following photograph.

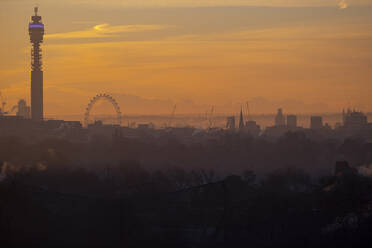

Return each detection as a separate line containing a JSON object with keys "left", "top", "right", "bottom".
{"left": 84, "top": 93, "right": 122, "bottom": 127}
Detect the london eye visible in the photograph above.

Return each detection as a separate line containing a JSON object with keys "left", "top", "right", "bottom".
{"left": 84, "top": 93, "right": 122, "bottom": 127}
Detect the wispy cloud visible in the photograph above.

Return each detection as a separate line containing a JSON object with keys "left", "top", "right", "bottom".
{"left": 165, "top": 24, "right": 372, "bottom": 43}
{"left": 338, "top": 0, "right": 349, "bottom": 9}
{"left": 45, "top": 24, "right": 168, "bottom": 39}
{"left": 69, "top": 0, "right": 370, "bottom": 8}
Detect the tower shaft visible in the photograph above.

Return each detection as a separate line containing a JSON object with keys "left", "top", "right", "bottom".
{"left": 31, "top": 70, "right": 43, "bottom": 121}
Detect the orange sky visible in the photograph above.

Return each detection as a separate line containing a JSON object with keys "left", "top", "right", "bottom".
{"left": 1, "top": 0, "right": 372, "bottom": 118}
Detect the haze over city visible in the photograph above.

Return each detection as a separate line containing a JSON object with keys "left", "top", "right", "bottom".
{"left": 1, "top": 2, "right": 372, "bottom": 248}
{"left": 1, "top": 0, "right": 372, "bottom": 118}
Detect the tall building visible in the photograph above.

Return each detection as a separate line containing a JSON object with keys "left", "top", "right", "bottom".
{"left": 239, "top": 108, "right": 244, "bottom": 129}
{"left": 226, "top": 116, "right": 236, "bottom": 130}
{"left": 287, "top": 115, "right": 297, "bottom": 129}
{"left": 29, "top": 7, "right": 44, "bottom": 121}
{"left": 275, "top": 108, "right": 285, "bottom": 126}
{"left": 342, "top": 109, "right": 368, "bottom": 128}
{"left": 16, "top": 99, "right": 31, "bottom": 119}
{"left": 310, "top": 116, "right": 323, "bottom": 129}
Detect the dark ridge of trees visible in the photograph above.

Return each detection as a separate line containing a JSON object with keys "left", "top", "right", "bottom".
{"left": 0, "top": 133, "right": 372, "bottom": 247}
{"left": 0, "top": 159, "right": 372, "bottom": 247}
{"left": 0, "top": 132, "right": 371, "bottom": 177}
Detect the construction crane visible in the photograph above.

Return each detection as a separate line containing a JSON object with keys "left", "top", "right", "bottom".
{"left": 0, "top": 92, "right": 7, "bottom": 115}
{"left": 245, "top": 101, "right": 251, "bottom": 121}
{"left": 167, "top": 104, "right": 177, "bottom": 127}
{"left": 207, "top": 106, "right": 215, "bottom": 129}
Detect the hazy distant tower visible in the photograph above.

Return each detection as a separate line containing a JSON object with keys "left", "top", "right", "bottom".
{"left": 239, "top": 108, "right": 244, "bottom": 129}
{"left": 29, "top": 7, "right": 44, "bottom": 121}
{"left": 275, "top": 108, "right": 285, "bottom": 126}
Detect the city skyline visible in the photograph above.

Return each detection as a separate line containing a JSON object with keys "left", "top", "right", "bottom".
{"left": 1, "top": 3, "right": 372, "bottom": 247}
{"left": 1, "top": 1, "right": 372, "bottom": 118}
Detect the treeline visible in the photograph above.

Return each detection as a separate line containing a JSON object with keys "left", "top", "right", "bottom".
{"left": 0, "top": 131, "right": 372, "bottom": 177}
{"left": 0, "top": 158, "right": 372, "bottom": 247}
{"left": 0, "top": 132, "right": 372, "bottom": 247}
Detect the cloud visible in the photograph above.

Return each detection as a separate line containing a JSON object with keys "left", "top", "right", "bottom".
{"left": 338, "top": 0, "right": 348, "bottom": 9}
{"left": 68, "top": 0, "right": 370, "bottom": 8}
{"left": 166, "top": 24, "right": 372, "bottom": 43}
{"left": 45, "top": 24, "right": 168, "bottom": 40}
{"left": 2, "top": 0, "right": 371, "bottom": 8}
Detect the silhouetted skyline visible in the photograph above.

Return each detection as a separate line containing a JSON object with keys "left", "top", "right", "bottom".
{"left": 1, "top": 3, "right": 372, "bottom": 248}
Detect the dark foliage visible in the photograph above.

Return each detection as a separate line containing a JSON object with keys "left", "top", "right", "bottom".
{"left": 0, "top": 135, "right": 372, "bottom": 247}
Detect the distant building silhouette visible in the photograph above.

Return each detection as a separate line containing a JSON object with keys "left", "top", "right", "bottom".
{"left": 226, "top": 116, "right": 236, "bottom": 130}
{"left": 343, "top": 109, "right": 368, "bottom": 128}
{"left": 239, "top": 108, "right": 244, "bottom": 129}
{"left": 29, "top": 7, "right": 44, "bottom": 121}
{"left": 310, "top": 116, "right": 323, "bottom": 129}
{"left": 287, "top": 115, "right": 297, "bottom": 129}
{"left": 244, "top": 120, "right": 261, "bottom": 136}
{"left": 16, "top": 99, "right": 31, "bottom": 119}
{"left": 275, "top": 108, "right": 285, "bottom": 126}
{"left": 138, "top": 123, "right": 155, "bottom": 129}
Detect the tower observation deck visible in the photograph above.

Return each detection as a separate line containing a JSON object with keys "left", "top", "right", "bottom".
{"left": 29, "top": 7, "right": 44, "bottom": 121}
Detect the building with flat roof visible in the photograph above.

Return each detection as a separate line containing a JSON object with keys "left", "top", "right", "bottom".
{"left": 287, "top": 115, "right": 297, "bottom": 129}
{"left": 310, "top": 116, "right": 323, "bottom": 129}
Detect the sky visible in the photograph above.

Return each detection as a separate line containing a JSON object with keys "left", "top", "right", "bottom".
{"left": 0, "top": 0, "right": 372, "bottom": 118}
